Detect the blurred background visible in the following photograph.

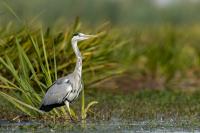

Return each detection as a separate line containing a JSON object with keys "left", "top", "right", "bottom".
{"left": 1, "top": 0, "right": 200, "bottom": 91}
{"left": 0, "top": 0, "right": 200, "bottom": 89}
{"left": 1, "top": 0, "right": 200, "bottom": 120}
{"left": 0, "top": 0, "right": 200, "bottom": 26}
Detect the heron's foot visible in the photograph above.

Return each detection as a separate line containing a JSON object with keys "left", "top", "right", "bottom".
{"left": 68, "top": 109, "right": 78, "bottom": 122}
{"left": 68, "top": 115, "right": 78, "bottom": 123}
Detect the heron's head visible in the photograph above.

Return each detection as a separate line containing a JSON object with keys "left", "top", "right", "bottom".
{"left": 72, "top": 33, "right": 97, "bottom": 42}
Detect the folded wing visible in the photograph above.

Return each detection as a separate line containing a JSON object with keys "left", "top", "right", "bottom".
{"left": 39, "top": 78, "right": 72, "bottom": 112}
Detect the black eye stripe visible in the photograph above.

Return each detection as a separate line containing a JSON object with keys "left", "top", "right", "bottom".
{"left": 73, "top": 33, "right": 79, "bottom": 36}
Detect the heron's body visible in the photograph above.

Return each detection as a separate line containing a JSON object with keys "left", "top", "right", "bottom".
{"left": 39, "top": 72, "right": 82, "bottom": 112}
{"left": 39, "top": 33, "right": 95, "bottom": 113}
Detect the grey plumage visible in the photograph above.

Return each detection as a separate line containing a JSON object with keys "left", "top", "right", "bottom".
{"left": 39, "top": 33, "right": 96, "bottom": 112}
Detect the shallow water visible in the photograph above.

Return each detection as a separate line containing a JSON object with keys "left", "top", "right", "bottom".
{"left": 0, "top": 118, "right": 199, "bottom": 133}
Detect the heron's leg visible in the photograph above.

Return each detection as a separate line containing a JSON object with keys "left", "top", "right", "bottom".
{"left": 65, "top": 101, "right": 72, "bottom": 117}
{"left": 65, "top": 101, "right": 77, "bottom": 121}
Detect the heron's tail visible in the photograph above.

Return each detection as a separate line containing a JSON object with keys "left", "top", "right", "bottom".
{"left": 39, "top": 104, "right": 53, "bottom": 112}
{"left": 39, "top": 103, "right": 65, "bottom": 112}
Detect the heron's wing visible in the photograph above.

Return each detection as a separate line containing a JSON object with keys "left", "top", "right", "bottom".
{"left": 40, "top": 77, "right": 72, "bottom": 111}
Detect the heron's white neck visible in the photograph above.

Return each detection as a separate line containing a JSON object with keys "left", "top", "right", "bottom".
{"left": 72, "top": 40, "right": 82, "bottom": 76}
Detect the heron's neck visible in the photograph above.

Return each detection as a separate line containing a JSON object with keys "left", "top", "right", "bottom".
{"left": 72, "top": 40, "right": 82, "bottom": 76}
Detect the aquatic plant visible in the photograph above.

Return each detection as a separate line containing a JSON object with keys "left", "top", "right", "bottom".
{"left": 0, "top": 19, "right": 121, "bottom": 119}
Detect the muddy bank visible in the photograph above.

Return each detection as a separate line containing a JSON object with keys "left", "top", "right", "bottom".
{"left": 1, "top": 89, "right": 200, "bottom": 124}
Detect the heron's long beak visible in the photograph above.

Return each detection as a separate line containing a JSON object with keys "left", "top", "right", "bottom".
{"left": 83, "top": 34, "right": 98, "bottom": 39}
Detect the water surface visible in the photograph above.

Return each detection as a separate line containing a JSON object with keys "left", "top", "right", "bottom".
{"left": 0, "top": 118, "right": 199, "bottom": 133}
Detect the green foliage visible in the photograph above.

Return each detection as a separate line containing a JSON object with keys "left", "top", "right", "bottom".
{"left": 1, "top": 19, "right": 200, "bottom": 119}
{"left": 81, "top": 88, "right": 98, "bottom": 120}
{"left": 111, "top": 25, "right": 200, "bottom": 87}
{"left": 0, "top": 20, "right": 121, "bottom": 118}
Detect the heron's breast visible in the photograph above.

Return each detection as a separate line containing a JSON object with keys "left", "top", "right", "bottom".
{"left": 72, "top": 76, "right": 82, "bottom": 89}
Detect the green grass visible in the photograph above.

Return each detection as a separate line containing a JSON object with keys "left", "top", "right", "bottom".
{"left": 1, "top": 20, "right": 200, "bottom": 121}
{"left": 1, "top": 89, "right": 200, "bottom": 128}
{"left": 0, "top": 20, "right": 122, "bottom": 119}
{"left": 86, "top": 89, "right": 200, "bottom": 123}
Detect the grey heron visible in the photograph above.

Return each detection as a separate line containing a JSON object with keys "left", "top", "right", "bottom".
{"left": 39, "top": 33, "right": 97, "bottom": 118}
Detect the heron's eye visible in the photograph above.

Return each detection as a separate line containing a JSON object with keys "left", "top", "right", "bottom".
{"left": 73, "top": 33, "right": 79, "bottom": 37}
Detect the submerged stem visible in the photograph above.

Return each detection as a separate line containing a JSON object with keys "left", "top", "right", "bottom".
{"left": 81, "top": 88, "right": 86, "bottom": 120}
